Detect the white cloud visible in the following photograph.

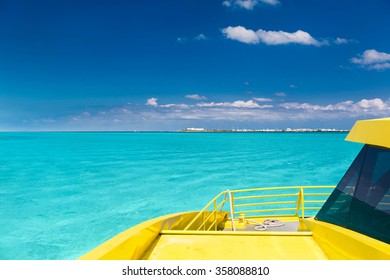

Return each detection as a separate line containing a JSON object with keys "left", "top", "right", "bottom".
{"left": 275, "top": 92, "right": 287, "bottom": 97}
{"left": 222, "top": 26, "right": 259, "bottom": 44}
{"left": 145, "top": 97, "right": 389, "bottom": 115}
{"left": 351, "top": 49, "right": 390, "bottom": 65}
{"left": 351, "top": 49, "right": 390, "bottom": 70}
{"left": 232, "top": 100, "right": 262, "bottom": 108}
{"left": 146, "top": 98, "right": 158, "bottom": 107}
{"left": 256, "top": 29, "right": 320, "bottom": 46}
{"left": 368, "top": 62, "right": 390, "bottom": 70}
{"left": 260, "top": 0, "right": 280, "bottom": 5}
{"left": 335, "top": 37, "right": 349, "bottom": 44}
{"left": 223, "top": 0, "right": 280, "bottom": 10}
{"left": 236, "top": 0, "right": 258, "bottom": 10}
{"left": 197, "top": 100, "right": 262, "bottom": 108}
{"left": 357, "top": 98, "right": 387, "bottom": 110}
{"left": 222, "top": 1, "right": 232, "bottom": 7}
{"left": 178, "top": 34, "right": 208, "bottom": 43}
{"left": 141, "top": 97, "right": 390, "bottom": 124}
{"left": 195, "top": 33, "right": 207, "bottom": 41}
{"left": 60, "top": 97, "right": 390, "bottom": 131}
{"left": 160, "top": 103, "right": 191, "bottom": 109}
{"left": 158, "top": 108, "right": 280, "bottom": 122}
{"left": 146, "top": 99, "right": 273, "bottom": 109}
{"left": 280, "top": 98, "right": 390, "bottom": 113}
{"left": 280, "top": 102, "right": 320, "bottom": 110}
{"left": 222, "top": 26, "right": 321, "bottom": 46}
{"left": 185, "top": 94, "right": 207, "bottom": 100}
{"left": 253, "top": 97, "right": 273, "bottom": 102}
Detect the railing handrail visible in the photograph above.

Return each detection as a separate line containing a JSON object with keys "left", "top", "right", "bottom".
{"left": 184, "top": 185, "right": 335, "bottom": 231}
{"left": 229, "top": 185, "right": 335, "bottom": 194}
{"left": 183, "top": 192, "right": 227, "bottom": 230}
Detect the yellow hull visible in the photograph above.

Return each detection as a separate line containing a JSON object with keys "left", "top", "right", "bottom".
{"left": 79, "top": 212, "right": 390, "bottom": 260}
{"left": 302, "top": 218, "right": 390, "bottom": 259}
{"left": 79, "top": 211, "right": 227, "bottom": 260}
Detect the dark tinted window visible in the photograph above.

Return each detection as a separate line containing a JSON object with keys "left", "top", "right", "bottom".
{"left": 316, "top": 145, "right": 390, "bottom": 244}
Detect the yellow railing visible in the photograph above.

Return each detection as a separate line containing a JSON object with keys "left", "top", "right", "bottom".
{"left": 184, "top": 186, "right": 335, "bottom": 231}
{"left": 183, "top": 192, "right": 227, "bottom": 231}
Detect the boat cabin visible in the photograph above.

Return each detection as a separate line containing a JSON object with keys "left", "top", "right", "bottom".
{"left": 313, "top": 118, "right": 390, "bottom": 256}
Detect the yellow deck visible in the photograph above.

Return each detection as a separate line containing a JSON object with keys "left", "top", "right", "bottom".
{"left": 79, "top": 185, "right": 390, "bottom": 260}
{"left": 144, "top": 233, "right": 328, "bottom": 260}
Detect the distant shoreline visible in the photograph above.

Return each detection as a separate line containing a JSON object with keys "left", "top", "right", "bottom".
{"left": 180, "top": 128, "right": 349, "bottom": 133}
{"left": 0, "top": 129, "right": 350, "bottom": 133}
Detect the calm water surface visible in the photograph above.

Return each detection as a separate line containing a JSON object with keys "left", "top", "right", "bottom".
{"left": 0, "top": 132, "right": 362, "bottom": 259}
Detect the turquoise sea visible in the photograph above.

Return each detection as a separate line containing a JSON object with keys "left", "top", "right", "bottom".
{"left": 0, "top": 132, "right": 362, "bottom": 260}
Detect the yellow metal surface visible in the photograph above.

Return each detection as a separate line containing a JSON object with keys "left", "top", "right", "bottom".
{"left": 185, "top": 186, "right": 334, "bottom": 231}
{"left": 79, "top": 211, "right": 227, "bottom": 260}
{"left": 346, "top": 117, "right": 390, "bottom": 148}
{"left": 79, "top": 186, "right": 336, "bottom": 259}
{"left": 222, "top": 215, "right": 300, "bottom": 230}
{"left": 160, "top": 230, "right": 312, "bottom": 236}
{"left": 184, "top": 192, "right": 227, "bottom": 231}
{"left": 79, "top": 185, "right": 388, "bottom": 260}
{"left": 145, "top": 234, "right": 328, "bottom": 260}
{"left": 303, "top": 218, "right": 390, "bottom": 259}
{"left": 229, "top": 186, "right": 334, "bottom": 219}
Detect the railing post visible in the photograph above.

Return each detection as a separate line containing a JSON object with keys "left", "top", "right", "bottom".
{"left": 214, "top": 200, "right": 217, "bottom": 231}
{"left": 227, "top": 189, "right": 236, "bottom": 231}
{"left": 300, "top": 188, "right": 305, "bottom": 218}
{"left": 295, "top": 188, "right": 301, "bottom": 217}
{"left": 231, "top": 192, "right": 235, "bottom": 216}
{"left": 184, "top": 192, "right": 226, "bottom": 231}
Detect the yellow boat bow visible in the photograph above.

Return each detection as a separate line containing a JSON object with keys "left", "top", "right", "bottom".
{"left": 79, "top": 118, "right": 390, "bottom": 260}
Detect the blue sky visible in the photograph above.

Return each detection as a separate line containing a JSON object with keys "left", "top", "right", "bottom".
{"left": 0, "top": 0, "right": 390, "bottom": 131}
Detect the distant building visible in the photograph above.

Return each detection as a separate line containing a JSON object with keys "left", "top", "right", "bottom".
{"left": 184, "top": 128, "right": 205, "bottom": 132}
{"left": 180, "top": 127, "right": 348, "bottom": 133}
